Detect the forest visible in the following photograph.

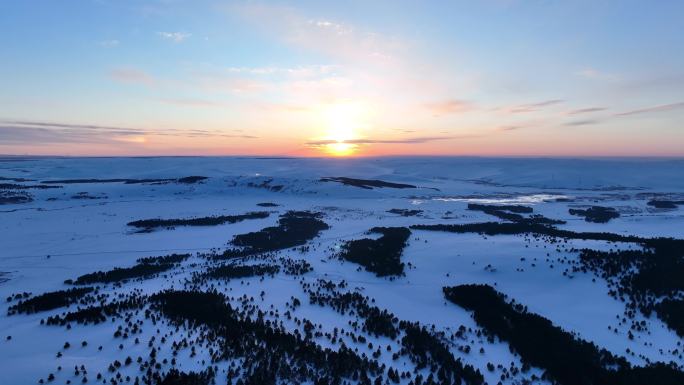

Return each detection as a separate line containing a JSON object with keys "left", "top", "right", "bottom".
{"left": 8, "top": 287, "right": 94, "bottom": 314}
{"left": 67, "top": 254, "right": 189, "bottom": 285}
{"left": 42, "top": 176, "right": 208, "bottom": 185}
{"left": 443, "top": 284, "right": 684, "bottom": 385}
{"left": 149, "top": 290, "right": 383, "bottom": 384}
{"left": 220, "top": 211, "right": 329, "bottom": 258}
{"left": 339, "top": 227, "right": 411, "bottom": 277}
{"left": 467, "top": 203, "right": 565, "bottom": 225}
{"left": 569, "top": 206, "right": 620, "bottom": 223}
{"left": 648, "top": 200, "right": 684, "bottom": 209}
{"left": 320, "top": 177, "right": 416, "bottom": 189}
{"left": 127, "top": 212, "right": 269, "bottom": 231}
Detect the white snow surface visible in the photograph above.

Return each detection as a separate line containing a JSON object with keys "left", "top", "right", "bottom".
{"left": 1, "top": 156, "right": 684, "bottom": 385}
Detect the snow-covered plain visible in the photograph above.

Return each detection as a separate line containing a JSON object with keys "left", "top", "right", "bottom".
{"left": 1, "top": 156, "right": 684, "bottom": 385}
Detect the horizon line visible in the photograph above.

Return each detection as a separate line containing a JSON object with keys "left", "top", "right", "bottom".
{"left": 2, "top": 154, "right": 684, "bottom": 160}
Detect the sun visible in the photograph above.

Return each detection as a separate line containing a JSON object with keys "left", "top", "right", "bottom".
{"left": 319, "top": 102, "right": 365, "bottom": 156}
{"left": 325, "top": 141, "right": 356, "bottom": 156}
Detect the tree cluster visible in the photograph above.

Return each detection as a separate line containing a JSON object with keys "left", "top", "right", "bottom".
{"left": 128, "top": 212, "right": 269, "bottom": 231}
{"left": 42, "top": 176, "right": 208, "bottom": 185}
{"left": 467, "top": 203, "right": 565, "bottom": 225}
{"left": 45, "top": 295, "right": 146, "bottom": 326}
{"left": 399, "top": 322, "right": 484, "bottom": 385}
{"left": 648, "top": 200, "right": 684, "bottom": 209}
{"left": 339, "top": 227, "right": 411, "bottom": 277}
{"left": 443, "top": 284, "right": 684, "bottom": 385}
{"left": 8, "top": 287, "right": 94, "bottom": 314}
{"left": 150, "top": 290, "right": 382, "bottom": 384}
{"left": 386, "top": 209, "right": 422, "bottom": 217}
{"left": 320, "top": 177, "right": 416, "bottom": 189}
{"left": 221, "top": 211, "right": 329, "bottom": 258}
{"left": 68, "top": 254, "right": 185, "bottom": 284}
{"left": 569, "top": 206, "right": 620, "bottom": 223}
{"left": 204, "top": 263, "right": 279, "bottom": 281}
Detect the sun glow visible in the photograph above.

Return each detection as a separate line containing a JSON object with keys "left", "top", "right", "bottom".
{"left": 318, "top": 102, "right": 366, "bottom": 156}
{"left": 326, "top": 142, "right": 356, "bottom": 156}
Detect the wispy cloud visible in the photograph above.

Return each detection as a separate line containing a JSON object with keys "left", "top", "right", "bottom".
{"left": 1, "top": 120, "right": 141, "bottom": 133}
{"left": 0, "top": 120, "right": 258, "bottom": 145}
{"left": 564, "top": 119, "right": 600, "bottom": 126}
{"left": 614, "top": 102, "right": 684, "bottom": 117}
{"left": 506, "top": 99, "right": 564, "bottom": 113}
{"left": 567, "top": 107, "right": 607, "bottom": 115}
{"left": 229, "top": 3, "right": 475, "bottom": 122}
{"left": 155, "top": 130, "right": 258, "bottom": 139}
{"left": 425, "top": 100, "right": 472, "bottom": 115}
{"left": 306, "top": 135, "right": 473, "bottom": 146}
{"left": 499, "top": 125, "right": 523, "bottom": 131}
{"left": 234, "top": 4, "right": 403, "bottom": 65}
{"left": 0, "top": 124, "right": 138, "bottom": 144}
{"left": 157, "top": 31, "right": 191, "bottom": 43}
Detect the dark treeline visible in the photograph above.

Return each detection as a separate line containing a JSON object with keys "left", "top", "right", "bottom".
{"left": 136, "top": 253, "right": 190, "bottom": 264}
{"left": 648, "top": 200, "right": 684, "bottom": 209}
{"left": 387, "top": 208, "right": 422, "bottom": 216}
{"left": 411, "top": 221, "right": 684, "bottom": 251}
{"left": 569, "top": 206, "right": 620, "bottom": 223}
{"left": 467, "top": 203, "right": 565, "bottom": 225}
{"left": 176, "top": 176, "right": 208, "bottom": 184}
{"left": 127, "top": 211, "right": 269, "bottom": 231}
{"left": 220, "top": 211, "right": 329, "bottom": 258}
{"left": 43, "top": 178, "right": 172, "bottom": 184}
{"left": 8, "top": 287, "right": 94, "bottom": 314}
{"left": 157, "top": 369, "right": 215, "bottom": 385}
{"left": 0, "top": 183, "right": 61, "bottom": 190}
{"left": 68, "top": 254, "right": 188, "bottom": 284}
{"left": 205, "top": 263, "right": 279, "bottom": 280}
{"left": 320, "top": 177, "right": 416, "bottom": 189}
{"left": 444, "top": 284, "right": 684, "bottom": 385}
{"left": 41, "top": 176, "right": 207, "bottom": 185}
{"left": 0, "top": 176, "right": 33, "bottom": 182}
{"left": 0, "top": 191, "right": 32, "bottom": 204}
{"left": 467, "top": 203, "right": 533, "bottom": 213}
{"left": 339, "top": 227, "right": 411, "bottom": 277}
{"left": 45, "top": 296, "right": 146, "bottom": 326}
{"left": 256, "top": 202, "right": 279, "bottom": 207}
{"left": 150, "top": 290, "right": 382, "bottom": 385}
{"left": 69, "top": 263, "right": 172, "bottom": 285}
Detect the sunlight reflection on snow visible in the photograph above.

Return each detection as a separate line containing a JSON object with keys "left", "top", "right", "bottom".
{"left": 432, "top": 194, "right": 569, "bottom": 204}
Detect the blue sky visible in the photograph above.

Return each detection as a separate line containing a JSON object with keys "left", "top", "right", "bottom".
{"left": 1, "top": 0, "right": 683, "bottom": 156}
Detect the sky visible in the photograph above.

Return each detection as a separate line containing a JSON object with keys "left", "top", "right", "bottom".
{"left": 1, "top": 0, "right": 683, "bottom": 157}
